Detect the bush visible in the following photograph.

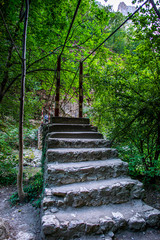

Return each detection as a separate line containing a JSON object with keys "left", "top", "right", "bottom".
{"left": 23, "top": 128, "right": 38, "bottom": 147}
{"left": 10, "top": 171, "right": 43, "bottom": 206}
{"left": 116, "top": 143, "right": 160, "bottom": 183}
{"left": 0, "top": 120, "right": 38, "bottom": 185}
{"left": 0, "top": 154, "right": 18, "bottom": 185}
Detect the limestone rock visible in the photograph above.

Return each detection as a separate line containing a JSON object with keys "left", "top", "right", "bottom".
{"left": 112, "top": 212, "right": 126, "bottom": 230}
{"left": 42, "top": 215, "right": 60, "bottom": 235}
{"left": 104, "top": 237, "right": 112, "bottom": 240}
{"left": 99, "top": 217, "right": 114, "bottom": 232}
{"left": 117, "top": 2, "right": 136, "bottom": 16}
{"left": 0, "top": 218, "right": 9, "bottom": 240}
{"left": 16, "top": 231, "right": 35, "bottom": 240}
{"left": 128, "top": 213, "right": 146, "bottom": 231}
{"left": 108, "top": 231, "right": 114, "bottom": 238}
{"left": 144, "top": 209, "right": 160, "bottom": 227}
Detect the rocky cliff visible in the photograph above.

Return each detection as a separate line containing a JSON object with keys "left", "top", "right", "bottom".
{"left": 117, "top": 2, "right": 136, "bottom": 15}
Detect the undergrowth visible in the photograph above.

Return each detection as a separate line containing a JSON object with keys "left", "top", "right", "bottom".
{"left": 0, "top": 118, "right": 38, "bottom": 185}
{"left": 9, "top": 125, "right": 47, "bottom": 207}
{"left": 10, "top": 171, "right": 43, "bottom": 208}
{"left": 115, "top": 143, "right": 160, "bottom": 184}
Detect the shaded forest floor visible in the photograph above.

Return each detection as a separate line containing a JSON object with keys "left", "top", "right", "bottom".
{"left": 0, "top": 182, "right": 160, "bottom": 240}
{"left": 0, "top": 185, "right": 41, "bottom": 240}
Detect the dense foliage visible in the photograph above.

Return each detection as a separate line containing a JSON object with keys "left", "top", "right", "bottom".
{"left": 0, "top": 0, "right": 160, "bottom": 185}
{"left": 0, "top": 118, "right": 38, "bottom": 185}
{"left": 89, "top": 0, "right": 160, "bottom": 181}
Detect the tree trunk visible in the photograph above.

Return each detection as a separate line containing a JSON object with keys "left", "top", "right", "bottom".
{"left": 155, "top": 116, "right": 160, "bottom": 161}
{"left": 17, "top": 0, "right": 29, "bottom": 202}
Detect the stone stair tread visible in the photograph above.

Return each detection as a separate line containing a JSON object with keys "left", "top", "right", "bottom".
{"left": 45, "top": 177, "right": 141, "bottom": 195}
{"left": 48, "top": 132, "right": 104, "bottom": 139}
{"left": 47, "top": 147, "right": 118, "bottom": 163}
{"left": 48, "top": 132, "right": 102, "bottom": 134}
{"left": 48, "top": 124, "right": 97, "bottom": 133}
{"left": 47, "top": 138, "right": 110, "bottom": 148}
{"left": 47, "top": 147, "right": 116, "bottom": 153}
{"left": 48, "top": 131, "right": 101, "bottom": 133}
{"left": 48, "top": 124, "right": 92, "bottom": 126}
{"left": 51, "top": 117, "right": 90, "bottom": 124}
{"left": 47, "top": 158, "right": 127, "bottom": 170}
{"left": 48, "top": 138, "right": 109, "bottom": 141}
{"left": 42, "top": 200, "right": 160, "bottom": 238}
{"left": 43, "top": 200, "right": 154, "bottom": 222}
{"left": 49, "top": 132, "right": 101, "bottom": 134}
{"left": 45, "top": 159, "right": 128, "bottom": 186}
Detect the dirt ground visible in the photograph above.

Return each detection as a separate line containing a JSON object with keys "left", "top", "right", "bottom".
{"left": 0, "top": 184, "right": 160, "bottom": 240}
{"left": 0, "top": 186, "right": 41, "bottom": 240}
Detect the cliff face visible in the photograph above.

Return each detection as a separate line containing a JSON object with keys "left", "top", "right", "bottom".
{"left": 117, "top": 2, "right": 136, "bottom": 15}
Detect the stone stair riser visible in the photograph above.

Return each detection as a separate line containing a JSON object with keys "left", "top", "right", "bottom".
{"left": 48, "top": 124, "right": 97, "bottom": 133}
{"left": 51, "top": 117, "right": 90, "bottom": 124}
{"left": 47, "top": 149, "right": 118, "bottom": 163}
{"left": 48, "top": 132, "right": 104, "bottom": 139}
{"left": 45, "top": 162, "right": 128, "bottom": 186}
{"left": 47, "top": 139, "right": 111, "bottom": 149}
{"left": 43, "top": 182, "right": 144, "bottom": 208}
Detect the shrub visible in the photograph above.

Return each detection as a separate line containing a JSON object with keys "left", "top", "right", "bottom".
{"left": 0, "top": 121, "right": 38, "bottom": 185}
{"left": 116, "top": 143, "right": 160, "bottom": 183}
{"left": 10, "top": 171, "right": 43, "bottom": 206}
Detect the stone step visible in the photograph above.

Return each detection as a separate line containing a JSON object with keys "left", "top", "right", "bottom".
{"left": 48, "top": 132, "right": 104, "bottom": 139}
{"left": 45, "top": 159, "right": 128, "bottom": 186}
{"left": 47, "top": 138, "right": 111, "bottom": 149}
{"left": 51, "top": 116, "right": 90, "bottom": 125}
{"left": 47, "top": 148, "right": 118, "bottom": 163}
{"left": 42, "top": 178, "right": 144, "bottom": 209}
{"left": 41, "top": 200, "right": 160, "bottom": 239}
{"left": 72, "top": 235, "right": 113, "bottom": 240}
{"left": 48, "top": 124, "right": 97, "bottom": 133}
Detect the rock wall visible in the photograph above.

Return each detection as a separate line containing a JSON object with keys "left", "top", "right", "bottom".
{"left": 117, "top": 2, "right": 136, "bottom": 16}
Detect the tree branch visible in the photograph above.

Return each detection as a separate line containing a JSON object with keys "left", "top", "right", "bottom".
{"left": 149, "top": 0, "right": 160, "bottom": 19}
{"left": 0, "top": 8, "right": 22, "bottom": 60}
{"left": 26, "top": 45, "right": 62, "bottom": 70}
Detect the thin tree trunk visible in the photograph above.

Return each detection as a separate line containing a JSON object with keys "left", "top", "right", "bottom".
{"left": 155, "top": 116, "right": 160, "bottom": 161}
{"left": 18, "top": 0, "right": 29, "bottom": 202}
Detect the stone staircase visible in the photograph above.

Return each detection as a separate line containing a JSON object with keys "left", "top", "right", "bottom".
{"left": 41, "top": 117, "right": 160, "bottom": 240}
